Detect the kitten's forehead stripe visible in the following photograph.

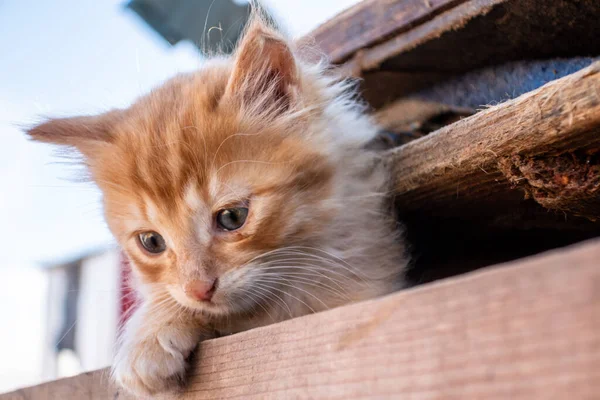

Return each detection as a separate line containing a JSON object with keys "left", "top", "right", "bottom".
{"left": 208, "top": 173, "right": 220, "bottom": 201}
{"left": 143, "top": 197, "right": 160, "bottom": 225}
{"left": 194, "top": 210, "right": 212, "bottom": 246}
{"left": 184, "top": 182, "right": 202, "bottom": 211}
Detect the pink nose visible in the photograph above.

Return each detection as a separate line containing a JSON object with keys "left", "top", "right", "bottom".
{"left": 184, "top": 279, "right": 217, "bottom": 302}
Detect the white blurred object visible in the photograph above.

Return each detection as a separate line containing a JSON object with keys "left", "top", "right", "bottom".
{"left": 56, "top": 349, "right": 82, "bottom": 378}
{"left": 42, "top": 248, "right": 121, "bottom": 380}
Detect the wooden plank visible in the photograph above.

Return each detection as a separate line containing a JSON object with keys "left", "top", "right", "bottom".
{"left": 385, "top": 61, "right": 600, "bottom": 220}
{"left": 366, "top": 0, "right": 600, "bottom": 74}
{"left": 303, "top": 0, "right": 600, "bottom": 108}
{"left": 339, "top": 0, "right": 505, "bottom": 75}
{"left": 4, "top": 238, "right": 600, "bottom": 399}
{"left": 302, "top": 0, "right": 471, "bottom": 64}
{"left": 3, "top": 370, "right": 115, "bottom": 400}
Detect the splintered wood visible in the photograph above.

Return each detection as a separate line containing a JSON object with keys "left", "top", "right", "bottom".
{"left": 385, "top": 62, "right": 600, "bottom": 221}
{"left": 4, "top": 238, "right": 600, "bottom": 399}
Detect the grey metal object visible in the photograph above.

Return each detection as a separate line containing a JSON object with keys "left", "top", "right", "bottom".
{"left": 125, "top": 0, "right": 270, "bottom": 54}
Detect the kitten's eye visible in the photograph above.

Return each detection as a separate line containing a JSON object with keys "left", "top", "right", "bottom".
{"left": 138, "top": 231, "right": 167, "bottom": 254}
{"left": 216, "top": 207, "right": 249, "bottom": 231}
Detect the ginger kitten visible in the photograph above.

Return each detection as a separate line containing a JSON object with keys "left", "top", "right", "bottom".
{"left": 27, "top": 16, "right": 407, "bottom": 397}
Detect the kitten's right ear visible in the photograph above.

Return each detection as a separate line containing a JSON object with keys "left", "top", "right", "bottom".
{"left": 26, "top": 111, "right": 120, "bottom": 157}
{"left": 225, "top": 19, "right": 299, "bottom": 112}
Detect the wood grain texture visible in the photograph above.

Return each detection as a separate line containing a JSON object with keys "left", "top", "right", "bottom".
{"left": 302, "top": 0, "right": 600, "bottom": 107}
{"left": 340, "top": 0, "right": 505, "bottom": 75}
{"left": 302, "top": 0, "right": 470, "bottom": 64}
{"left": 4, "top": 238, "right": 600, "bottom": 399}
{"left": 385, "top": 61, "right": 600, "bottom": 219}
{"left": 3, "top": 370, "right": 115, "bottom": 400}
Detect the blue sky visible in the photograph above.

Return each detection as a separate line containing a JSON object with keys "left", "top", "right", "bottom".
{"left": 0, "top": 0, "right": 359, "bottom": 392}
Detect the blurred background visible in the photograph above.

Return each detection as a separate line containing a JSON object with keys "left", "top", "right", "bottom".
{"left": 0, "top": 0, "right": 360, "bottom": 392}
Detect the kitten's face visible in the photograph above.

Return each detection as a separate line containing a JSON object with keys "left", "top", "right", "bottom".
{"left": 27, "top": 23, "right": 339, "bottom": 315}
{"left": 99, "top": 78, "right": 334, "bottom": 315}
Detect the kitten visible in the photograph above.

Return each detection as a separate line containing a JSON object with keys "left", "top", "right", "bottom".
{"left": 26, "top": 15, "right": 407, "bottom": 397}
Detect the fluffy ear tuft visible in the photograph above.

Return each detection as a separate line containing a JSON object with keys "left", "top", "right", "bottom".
{"left": 26, "top": 111, "right": 120, "bottom": 156}
{"left": 226, "top": 19, "right": 299, "bottom": 111}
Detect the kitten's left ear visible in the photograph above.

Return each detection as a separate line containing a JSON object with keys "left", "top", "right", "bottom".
{"left": 226, "top": 20, "right": 299, "bottom": 110}
{"left": 26, "top": 111, "right": 120, "bottom": 158}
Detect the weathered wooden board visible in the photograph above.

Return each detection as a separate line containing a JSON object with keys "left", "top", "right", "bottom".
{"left": 4, "top": 238, "right": 600, "bottom": 399}
{"left": 383, "top": 62, "right": 600, "bottom": 281}
{"left": 303, "top": 0, "right": 600, "bottom": 108}
{"left": 2, "top": 370, "right": 114, "bottom": 400}
{"left": 305, "top": 0, "right": 479, "bottom": 64}
{"left": 385, "top": 61, "right": 600, "bottom": 221}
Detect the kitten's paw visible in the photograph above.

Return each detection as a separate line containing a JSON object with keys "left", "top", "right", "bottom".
{"left": 112, "top": 328, "right": 198, "bottom": 398}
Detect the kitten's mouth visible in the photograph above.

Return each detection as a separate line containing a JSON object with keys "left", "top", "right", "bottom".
{"left": 190, "top": 300, "right": 233, "bottom": 317}
{"left": 167, "top": 285, "right": 231, "bottom": 315}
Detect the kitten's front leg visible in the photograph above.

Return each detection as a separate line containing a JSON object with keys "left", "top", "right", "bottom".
{"left": 112, "top": 297, "right": 209, "bottom": 397}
